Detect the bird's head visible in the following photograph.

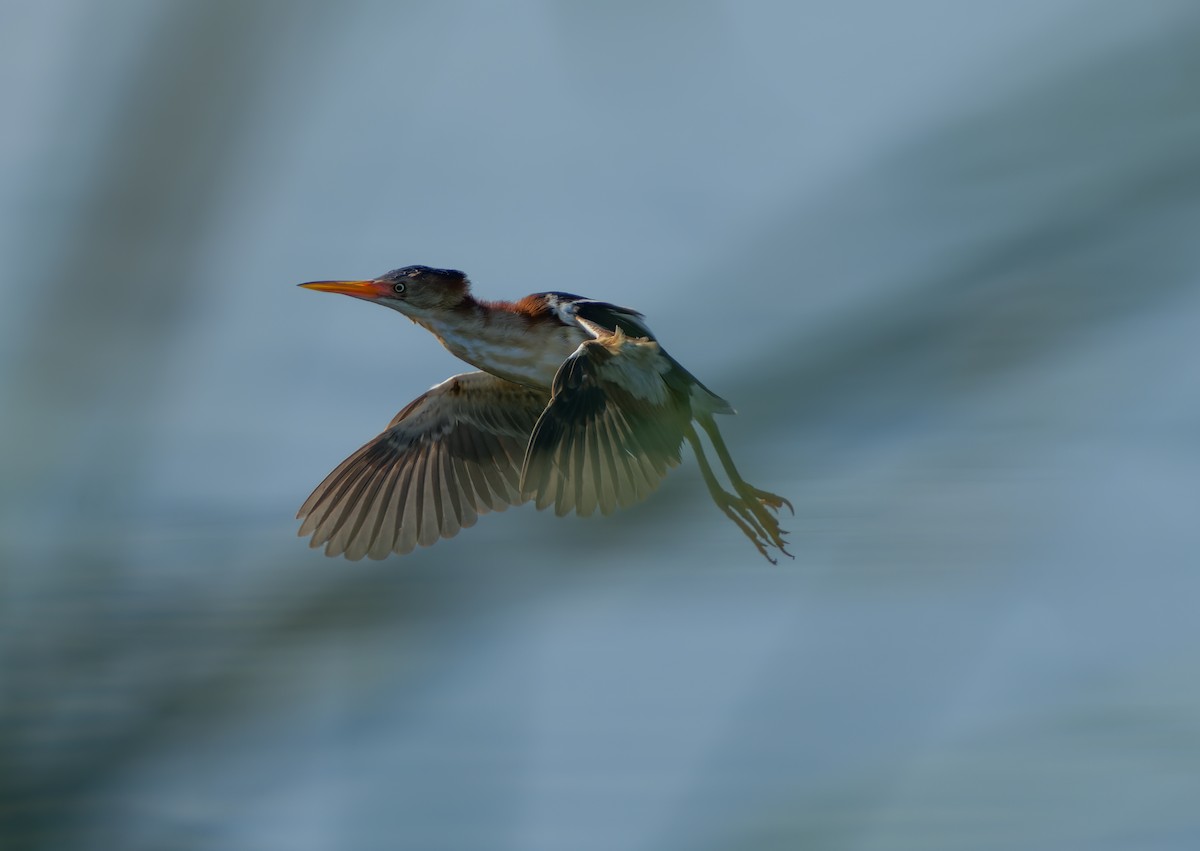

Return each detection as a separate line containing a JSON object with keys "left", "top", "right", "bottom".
{"left": 299, "top": 265, "right": 471, "bottom": 319}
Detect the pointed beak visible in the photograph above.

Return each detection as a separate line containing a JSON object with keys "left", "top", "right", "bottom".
{"left": 298, "top": 279, "right": 388, "bottom": 300}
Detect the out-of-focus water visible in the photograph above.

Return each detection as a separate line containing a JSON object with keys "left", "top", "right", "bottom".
{"left": 3, "top": 2, "right": 1199, "bottom": 849}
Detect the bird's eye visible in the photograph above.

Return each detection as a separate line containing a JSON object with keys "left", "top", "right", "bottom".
{"left": 392, "top": 282, "right": 406, "bottom": 294}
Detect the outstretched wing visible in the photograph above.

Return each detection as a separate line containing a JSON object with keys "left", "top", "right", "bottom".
{"left": 298, "top": 372, "right": 549, "bottom": 559}
{"left": 520, "top": 330, "right": 692, "bottom": 518}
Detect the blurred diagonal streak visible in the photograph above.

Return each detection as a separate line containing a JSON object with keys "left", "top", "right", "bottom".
{"left": 649, "top": 15, "right": 1200, "bottom": 849}
{"left": 1, "top": 1, "right": 338, "bottom": 847}
{"left": 724, "top": 14, "right": 1200, "bottom": 444}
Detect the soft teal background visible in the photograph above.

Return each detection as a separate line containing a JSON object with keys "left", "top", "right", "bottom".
{"left": 3, "top": 2, "right": 1199, "bottom": 848}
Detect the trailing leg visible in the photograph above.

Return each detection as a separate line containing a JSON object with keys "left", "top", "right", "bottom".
{"left": 684, "top": 422, "right": 791, "bottom": 563}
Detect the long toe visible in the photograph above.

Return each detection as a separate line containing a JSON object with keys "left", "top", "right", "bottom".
{"left": 738, "top": 487, "right": 793, "bottom": 561}
{"left": 750, "top": 486, "right": 794, "bottom": 515}
{"left": 710, "top": 487, "right": 792, "bottom": 564}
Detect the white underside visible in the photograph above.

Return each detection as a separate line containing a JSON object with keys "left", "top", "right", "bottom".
{"left": 427, "top": 321, "right": 587, "bottom": 389}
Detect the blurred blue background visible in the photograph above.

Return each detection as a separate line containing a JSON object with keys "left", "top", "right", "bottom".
{"left": 3, "top": 1, "right": 1199, "bottom": 848}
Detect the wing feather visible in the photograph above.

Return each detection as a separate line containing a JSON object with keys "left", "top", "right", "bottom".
{"left": 450, "top": 455, "right": 479, "bottom": 529}
{"left": 395, "top": 455, "right": 421, "bottom": 556}
{"left": 337, "top": 454, "right": 390, "bottom": 559}
{"left": 521, "top": 332, "right": 692, "bottom": 518}
{"left": 579, "top": 424, "right": 599, "bottom": 517}
{"left": 298, "top": 371, "right": 548, "bottom": 559}
{"left": 416, "top": 444, "right": 439, "bottom": 548}
{"left": 367, "top": 462, "right": 406, "bottom": 560}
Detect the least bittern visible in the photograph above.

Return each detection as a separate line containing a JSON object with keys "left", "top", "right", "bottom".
{"left": 297, "top": 266, "right": 792, "bottom": 562}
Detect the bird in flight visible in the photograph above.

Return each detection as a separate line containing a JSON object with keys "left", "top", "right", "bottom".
{"left": 297, "top": 266, "right": 792, "bottom": 562}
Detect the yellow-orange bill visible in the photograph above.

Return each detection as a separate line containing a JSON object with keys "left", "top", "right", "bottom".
{"left": 298, "top": 280, "right": 383, "bottom": 298}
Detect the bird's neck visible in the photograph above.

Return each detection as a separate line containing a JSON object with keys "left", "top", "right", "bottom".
{"left": 414, "top": 295, "right": 587, "bottom": 389}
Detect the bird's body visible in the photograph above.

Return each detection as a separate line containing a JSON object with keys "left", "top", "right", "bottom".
{"left": 409, "top": 291, "right": 588, "bottom": 388}
{"left": 298, "top": 265, "right": 791, "bottom": 562}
